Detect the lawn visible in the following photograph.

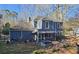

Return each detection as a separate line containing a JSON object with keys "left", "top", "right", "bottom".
{"left": 0, "top": 41, "right": 42, "bottom": 54}
{"left": 0, "top": 38, "right": 78, "bottom": 54}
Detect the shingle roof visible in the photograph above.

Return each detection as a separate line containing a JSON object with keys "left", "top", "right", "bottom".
{"left": 10, "top": 21, "right": 33, "bottom": 31}
{"left": 34, "top": 16, "right": 44, "bottom": 20}
{"left": 34, "top": 16, "right": 63, "bottom": 22}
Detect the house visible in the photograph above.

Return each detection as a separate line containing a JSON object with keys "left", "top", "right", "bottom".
{"left": 33, "top": 16, "right": 63, "bottom": 43}
{"left": 10, "top": 18, "right": 34, "bottom": 43}
{"left": 10, "top": 16, "right": 63, "bottom": 43}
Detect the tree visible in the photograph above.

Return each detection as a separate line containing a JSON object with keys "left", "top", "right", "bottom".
{"left": 0, "top": 9, "right": 18, "bottom": 27}
{"left": 35, "top": 4, "right": 54, "bottom": 16}
{"left": 19, "top": 4, "right": 55, "bottom": 19}
{"left": 18, "top": 5, "right": 33, "bottom": 20}
{"left": 2, "top": 22, "right": 10, "bottom": 35}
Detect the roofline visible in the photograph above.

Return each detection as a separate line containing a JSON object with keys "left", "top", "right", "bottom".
{"left": 34, "top": 16, "right": 63, "bottom": 22}
{"left": 10, "top": 28, "right": 33, "bottom": 31}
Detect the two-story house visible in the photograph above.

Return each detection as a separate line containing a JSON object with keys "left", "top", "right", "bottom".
{"left": 9, "top": 16, "right": 63, "bottom": 43}
{"left": 33, "top": 16, "right": 63, "bottom": 43}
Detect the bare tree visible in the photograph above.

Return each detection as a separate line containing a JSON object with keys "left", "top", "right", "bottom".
{"left": 0, "top": 10, "right": 4, "bottom": 38}
{"left": 19, "top": 4, "right": 55, "bottom": 19}
{"left": 2, "top": 9, "right": 18, "bottom": 27}
{"left": 18, "top": 4, "right": 31, "bottom": 21}
{"left": 35, "top": 4, "right": 54, "bottom": 16}
{"left": 0, "top": 18, "right": 2, "bottom": 38}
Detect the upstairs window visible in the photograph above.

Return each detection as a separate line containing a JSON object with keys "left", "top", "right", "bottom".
{"left": 45, "top": 21, "right": 49, "bottom": 29}
{"left": 57, "top": 22, "right": 62, "bottom": 30}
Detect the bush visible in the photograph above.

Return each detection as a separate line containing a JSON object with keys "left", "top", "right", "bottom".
{"left": 2, "top": 28, "right": 9, "bottom": 35}
{"left": 2, "top": 22, "right": 10, "bottom": 35}
{"left": 52, "top": 49, "right": 60, "bottom": 53}
{"left": 63, "top": 44, "right": 70, "bottom": 48}
{"left": 33, "top": 50, "right": 46, "bottom": 54}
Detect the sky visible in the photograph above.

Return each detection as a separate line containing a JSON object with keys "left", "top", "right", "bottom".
{"left": 0, "top": 4, "right": 79, "bottom": 19}
{"left": 0, "top": 4, "right": 20, "bottom": 12}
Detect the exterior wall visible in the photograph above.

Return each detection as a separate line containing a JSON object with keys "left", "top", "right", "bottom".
{"left": 42, "top": 20, "right": 52, "bottom": 31}
{"left": 33, "top": 18, "right": 63, "bottom": 32}
{"left": 39, "top": 20, "right": 63, "bottom": 33}
{"left": 10, "top": 30, "right": 33, "bottom": 42}
{"left": 22, "top": 31, "right": 33, "bottom": 40}
{"left": 34, "top": 20, "right": 42, "bottom": 29}
{"left": 37, "top": 20, "right": 42, "bottom": 29}
{"left": 34, "top": 19, "right": 63, "bottom": 42}
{"left": 10, "top": 31, "right": 21, "bottom": 42}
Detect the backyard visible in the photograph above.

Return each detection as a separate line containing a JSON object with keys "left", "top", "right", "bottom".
{"left": 0, "top": 41, "right": 42, "bottom": 54}
{"left": 0, "top": 36, "right": 78, "bottom": 54}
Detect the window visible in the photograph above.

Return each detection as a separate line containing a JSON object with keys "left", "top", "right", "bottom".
{"left": 45, "top": 21, "right": 49, "bottom": 29}
{"left": 45, "top": 33, "right": 50, "bottom": 38}
{"left": 57, "top": 22, "right": 62, "bottom": 30}
{"left": 60, "top": 22, "right": 63, "bottom": 29}
{"left": 34, "top": 21, "right": 37, "bottom": 28}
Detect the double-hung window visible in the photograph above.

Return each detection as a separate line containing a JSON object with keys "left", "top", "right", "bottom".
{"left": 45, "top": 21, "right": 49, "bottom": 29}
